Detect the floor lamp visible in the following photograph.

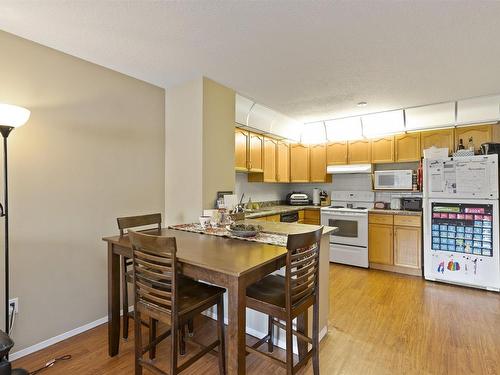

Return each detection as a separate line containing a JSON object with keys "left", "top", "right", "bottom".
{"left": 0, "top": 103, "right": 30, "bottom": 334}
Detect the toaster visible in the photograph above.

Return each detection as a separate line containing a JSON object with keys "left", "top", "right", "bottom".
{"left": 286, "top": 192, "right": 310, "bottom": 206}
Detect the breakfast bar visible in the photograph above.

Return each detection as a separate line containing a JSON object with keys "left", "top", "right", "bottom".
{"left": 103, "top": 221, "right": 335, "bottom": 375}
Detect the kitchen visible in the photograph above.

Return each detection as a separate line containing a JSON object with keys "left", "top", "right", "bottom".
{"left": 233, "top": 94, "right": 500, "bottom": 290}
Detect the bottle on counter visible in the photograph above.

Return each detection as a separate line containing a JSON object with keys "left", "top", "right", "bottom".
{"left": 468, "top": 137, "right": 474, "bottom": 153}
{"left": 457, "top": 138, "right": 465, "bottom": 151}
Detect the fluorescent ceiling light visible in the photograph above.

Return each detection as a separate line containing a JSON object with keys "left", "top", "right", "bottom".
{"left": 325, "top": 117, "right": 363, "bottom": 141}
{"left": 301, "top": 121, "right": 326, "bottom": 145}
{"left": 362, "top": 110, "right": 404, "bottom": 137}
{"left": 405, "top": 102, "right": 455, "bottom": 130}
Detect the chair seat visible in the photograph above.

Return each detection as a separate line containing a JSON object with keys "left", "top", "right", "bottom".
{"left": 178, "top": 279, "right": 225, "bottom": 316}
{"left": 246, "top": 274, "right": 286, "bottom": 309}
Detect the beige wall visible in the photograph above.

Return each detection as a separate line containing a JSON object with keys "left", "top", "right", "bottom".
{"left": 202, "top": 78, "right": 235, "bottom": 208}
{"left": 165, "top": 77, "right": 235, "bottom": 224}
{"left": 165, "top": 79, "right": 203, "bottom": 224}
{"left": 0, "top": 30, "right": 165, "bottom": 352}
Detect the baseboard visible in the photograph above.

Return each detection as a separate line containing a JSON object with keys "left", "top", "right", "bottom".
{"left": 202, "top": 310, "right": 328, "bottom": 355}
{"left": 10, "top": 306, "right": 134, "bottom": 361}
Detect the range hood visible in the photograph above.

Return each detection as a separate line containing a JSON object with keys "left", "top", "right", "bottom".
{"left": 327, "top": 164, "right": 372, "bottom": 174}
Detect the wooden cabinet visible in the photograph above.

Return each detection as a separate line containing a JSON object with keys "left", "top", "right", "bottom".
{"left": 276, "top": 140, "right": 290, "bottom": 183}
{"left": 394, "top": 226, "right": 421, "bottom": 269}
{"left": 420, "top": 129, "right": 454, "bottom": 156}
{"left": 266, "top": 214, "right": 281, "bottom": 222}
{"left": 298, "top": 210, "right": 305, "bottom": 224}
{"left": 235, "top": 128, "right": 249, "bottom": 171}
{"left": 455, "top": 125, "right": 492, "bottom": 154}
{"left": 348, "top": 140, "right": 371, "bottom": 164}
{"left": 395, "top": 133, "right": 421, "bottom": 162}
{"left": 327, "top": 142, "right": 348, "bottom": 165}
{"left": 309, "top": 144, "right": 329, "bottom": 182}
{"left": 368, "top": 223, "right": 393, "bottom": 265}
{"left": 303, "top": 209, "right": 320, "bottom": 225}
{"left": 290, "top": 144, "right": 310, "bottom": 182}
{"left": 369, "top": 213, "right": 422, "bottom": 276}
{"left": 371, "top": 136, "right": 394, "bottom": 163}
{"left": 262, "top": 137, "right": 277, "bottom": 182}
{"left": 248, "top": 132, "right": 264, "bottom": 172}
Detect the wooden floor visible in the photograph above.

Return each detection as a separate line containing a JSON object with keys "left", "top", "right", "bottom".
{"left": 14, "top": 264, "right": 500, "bottom": 374}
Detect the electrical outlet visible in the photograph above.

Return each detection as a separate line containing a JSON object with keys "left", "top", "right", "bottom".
{"left": 9, "top": 298, "right": 18, "bottom": 314}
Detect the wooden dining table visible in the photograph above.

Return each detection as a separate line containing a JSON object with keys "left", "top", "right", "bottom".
{"left": 103, "top": 227, "right": 293, "bottom": 375}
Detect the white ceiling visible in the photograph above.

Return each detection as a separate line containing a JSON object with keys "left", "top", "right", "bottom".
{"left": 1, "top": 1, "right": 500, "bottom": 123}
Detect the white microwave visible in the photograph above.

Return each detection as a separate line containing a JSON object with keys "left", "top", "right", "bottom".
{"left": 374, "top": 170, "right": 413, "bottom": 190}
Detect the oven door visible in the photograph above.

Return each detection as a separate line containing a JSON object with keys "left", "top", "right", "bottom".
{"left": 321, "top": 211, "right": 368, "bottom": 247}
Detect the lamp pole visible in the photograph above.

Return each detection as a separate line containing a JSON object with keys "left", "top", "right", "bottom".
{"left": 0, "top": 126, "right": 12, "bottom": 334}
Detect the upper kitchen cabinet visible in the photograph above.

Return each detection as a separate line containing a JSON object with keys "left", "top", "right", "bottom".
{"left": 395, "top": 133, "right": 421, "bottom": 162}
{"left": 235, "top": 128, "right": 249, "bottom": 171}
{"left": 371, "top": 136, "right": 394, "bottom": 163}
{"left": 326, "top": 142, "right": 348, "bottom": 165}
{"left": 276, "top": 140, "right": 290, "bottom": 182}
{"left": 259, "top": 137, "right": 278, "bottom": 182}
{"left": 310, "top": 144, "right": 331, "bottom": 182}
{"left": 248, "top": 132, "right": 264, "bottom": 172}
{"left": 454, "top": 125, "right": 492, "bottom": 154}
{"left": 420, "top": 128, "right": 454, "bottom": 156}
{"left": 290, "top": 144, "right": 310, "bottom": 182}
{"left": 348, "top": 140, "right": 371, "bottom": 164}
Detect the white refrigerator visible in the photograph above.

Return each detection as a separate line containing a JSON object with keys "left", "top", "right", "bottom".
{"left": 423, "top": 154, "right": 500, "bottom": 291}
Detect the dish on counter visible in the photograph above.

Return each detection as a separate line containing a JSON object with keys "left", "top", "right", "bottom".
{"left": 226, "top": 223, "right": 263, "bottom": 238}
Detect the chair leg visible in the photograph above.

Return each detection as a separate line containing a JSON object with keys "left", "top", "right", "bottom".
{"left": 121, "top": 256, "right": 129, "bottom": 340}
{"left": 312, "top": 300, "right": 320, "bottom": 375}
{"left": 217, "top": 295, "right": 226, "bottom": 375}
{"left": 170, "top": 320, "right": 178, "bottom": 375}
{"left": 285, "top": 317, "right": 294, "bottom": 375}
{"left": 267, "top": 315, "right": 274, "bottom": 353}
{"left": 149, "top": 318, "right": 157, "bottom": 359}
{"left": 179, "top": 324, "right": 186, "bottom": 355}
{"left": 187, "top": 319, "right": 194, "bottom": 337}
{"left": 134, "top": 309, "right": 143, "bottom": 375}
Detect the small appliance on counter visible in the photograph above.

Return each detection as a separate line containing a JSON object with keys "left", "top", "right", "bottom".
{"left": 286, "top": 192, "right": 309, "bottom": 205}
{"left": 401, "top": 197, "right": 423, "bottom": 211}
{"left": 481, "top": 142, "right": 500, "bottom": 155}
{"left": 390, "top": 197, "right": 401, "bottom": 210}
{"left": 374, "top": 201, "right": 388, "bottom": 210}
{"left": 312, "top": 188, "right": 328, "bottom": 206}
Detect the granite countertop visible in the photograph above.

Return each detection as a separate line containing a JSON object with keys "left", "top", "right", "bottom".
{"left": 244, "top": 205, "right": 322, "bottom": 219}
{"left": 369, "top": 209, "right": 422, "bottom": 216}
{"left": 242, "top": 219, "right": 337, "bottom": 236}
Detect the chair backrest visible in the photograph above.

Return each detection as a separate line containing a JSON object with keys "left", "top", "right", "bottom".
{"left": 128, "top": 230, "right": 177, "bottom": 325}
{"left": 117, "top": 213, "right": 162, "bottom": 236}
{"left": 285, "top": 226, "right": 323, "bottom": 310}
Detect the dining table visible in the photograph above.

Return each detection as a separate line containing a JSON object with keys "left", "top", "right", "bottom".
{"left": 103, "top": 221, "right": 334, "bottom": 375}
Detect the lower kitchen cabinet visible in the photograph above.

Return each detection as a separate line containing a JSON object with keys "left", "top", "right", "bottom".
{"left": 368, "top": 223, "right": 393, "bottom": 265}
{"left": 298, "top": 210, "right": 305, "bottom": 224}
{"left": 369, "top": 213, "right": 422, "bottom": 276}
{"left": 266, "top": 214, "right": 281, "bottom": 222}
{"left": 303, "top": 209, "right": 320, "bottom": 225}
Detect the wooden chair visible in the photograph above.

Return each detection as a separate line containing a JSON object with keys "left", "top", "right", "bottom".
{"left": 129, "top": 231, "right": 226, "bottom": 375}
{"left": 117, "top": 213, "right": 162, "bottom": 340}
{"left": 245, "top": 227, "right": 323, "bottom": 375}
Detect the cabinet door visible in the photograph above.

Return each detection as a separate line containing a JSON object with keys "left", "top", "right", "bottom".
{"left": 310, "top": 144, "right": 328, "bottom": 182}
{"left": 420, "top": 129, "right": 454, "bottom": 156}
{"left": 248, "top": 132, "right": 264, "bottom": 172}
{"left": 348, "top": 140, "right": 371, "bottom": 164}
{"left": 235, "top": 128, "right": 249, "bottom": 171}
{"left": 276, "top": 140, "right": 290, "bottom": 182}
{"left": 455, "top": 125, "right": 492, "bottom": 154}
{"left": 394, "top": 226, "right": 421, "bottom": 269}
{"left": 368, "top": 223, "right": 393, "bottom": 265}
{"left": 327, "top": 142, "right": 348, "bottom": 165}
{"left": 290, "top": 144, "right": 310, "bottom": 182}
{"left": 266, "top": 214, "right": 281, "bottom": 222}
{"left": 395, "top": 133, "right": 421, "bottom": 162}
{"left": 263, "top": 137, "right": 277, "bottom": 182}
{"left": 371, "top": 136, "right": 394, "bottom": 163}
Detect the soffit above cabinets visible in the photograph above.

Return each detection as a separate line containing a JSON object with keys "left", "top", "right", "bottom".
{"left": 235, "top": 94, "right": 254, "bottom": 126}
{"left": 361, "top": 110, "right": 404, "bottom": 137}
{"left": 457, "top": 95, "right": 500, "bottom": 125}
{"left": 405, "top": 102, "right": 456, "bottom": 131}
{"left": 325, "top": 117, "right": 362, "bottom": 141}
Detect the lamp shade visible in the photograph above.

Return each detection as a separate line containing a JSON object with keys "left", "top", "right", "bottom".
{"left": 0, "top": 103, "right": 31, "bottom": 128}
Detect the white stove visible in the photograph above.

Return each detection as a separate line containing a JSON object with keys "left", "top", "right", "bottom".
{"left": 321, "top": 191, "right": 374, "bottom": 268}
